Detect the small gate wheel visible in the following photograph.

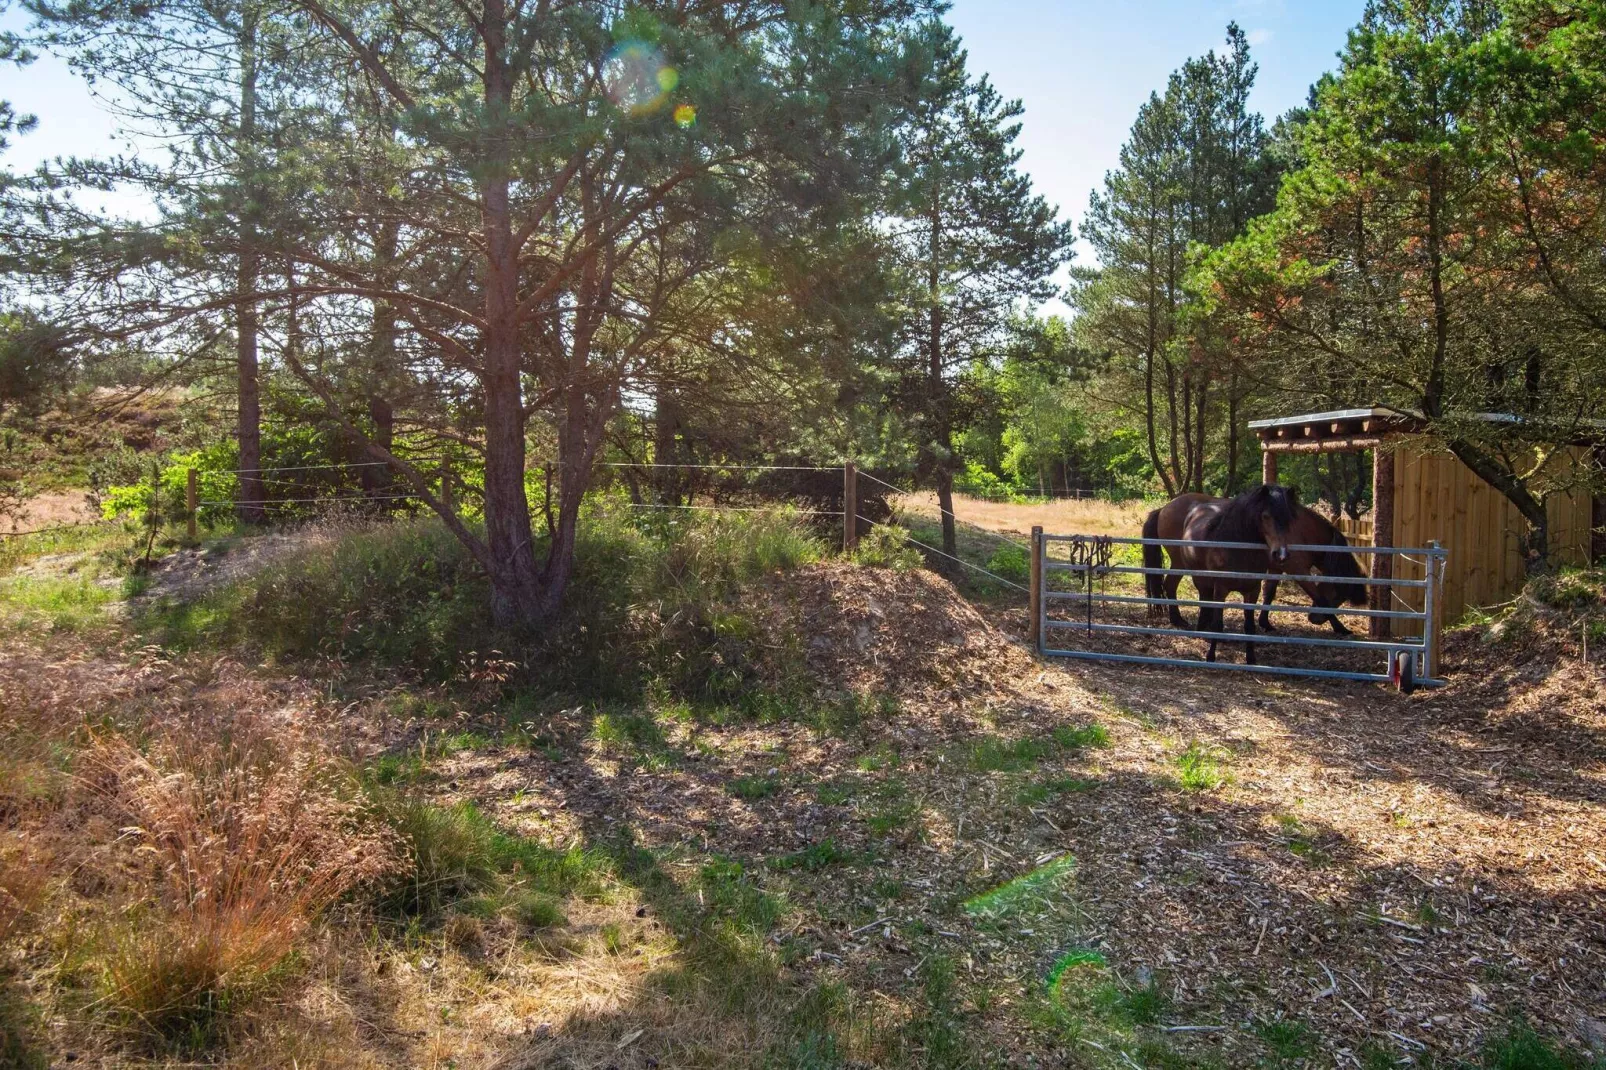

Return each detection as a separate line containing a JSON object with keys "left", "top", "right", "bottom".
{"left": 1395, "top": 651, "right": 1417, "bottom": 695}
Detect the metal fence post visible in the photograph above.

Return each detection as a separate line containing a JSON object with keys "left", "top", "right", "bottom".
{"left": 186, "top": 468, "right": 198, "bottom": 541}
{"left": 843, "top": 460, "right": 858, "bottom": 554}
{"left": 1029, "top": 525, "right": 1044, "bottom": 650}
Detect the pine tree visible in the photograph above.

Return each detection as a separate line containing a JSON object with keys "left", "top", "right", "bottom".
{"left": 884, "top": 19, "right": 1071, "bottom": 555}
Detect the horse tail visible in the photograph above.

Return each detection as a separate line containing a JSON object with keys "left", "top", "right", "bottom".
{"left": 1142, "top": 509, "right": 1165, "bottom": 601}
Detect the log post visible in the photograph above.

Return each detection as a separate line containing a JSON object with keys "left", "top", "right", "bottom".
{"left": 1261, "top": 446, "right": 1278, "bottom": 485}
{"left": 1029, "top": 525, "right": 1044, "bottom": 650}
{"left": 186, "top": 468, "right": 198, "bottom": 541}
{"left": 842, "top": 460, "right": 858, "bottom": 554}
{"left": 1592, "top": 445, "right": 1605, "bottom": 565}
{"left": 1369, "top": 447, "right": 1396, "bottom": 639}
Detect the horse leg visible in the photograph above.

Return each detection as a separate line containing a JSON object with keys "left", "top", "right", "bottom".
{"left": 1329, "top": 615, "right": 1352, "bottom": 636}
{"left": 1258, "top": 580, "right": 1279, "bottom": 632}
{"left": 1164, "top": 571, "right": 1188, "bottom": 629}
{"left": 1200, "top": 590, "right": 1221, "bottom": 662}
{"left": 1242, "top": 596, "right": 1258, "bottom": 665}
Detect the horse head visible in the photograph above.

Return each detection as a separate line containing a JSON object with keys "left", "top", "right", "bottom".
{"left": 1250, "top": 483, "right": 1297, "bottom": 563}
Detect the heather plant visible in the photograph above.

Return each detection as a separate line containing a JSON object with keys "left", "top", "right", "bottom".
{"left": 88, "top": 700, "right": 398, "bottom": 1044}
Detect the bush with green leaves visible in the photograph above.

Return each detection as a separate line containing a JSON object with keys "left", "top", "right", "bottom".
{"left": 853, "top": 524, "right": 923, "bottom": 570}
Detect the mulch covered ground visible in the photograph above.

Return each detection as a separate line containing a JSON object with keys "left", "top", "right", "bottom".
{"left": 427, "top": 562, "right": 1605, "bottom": 1066}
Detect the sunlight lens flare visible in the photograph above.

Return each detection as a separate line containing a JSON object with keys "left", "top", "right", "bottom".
{"left": 604, "top": 41, "right": 678, "bottom": 114}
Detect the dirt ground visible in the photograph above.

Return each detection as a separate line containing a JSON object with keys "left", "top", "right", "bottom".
{"left": 410, "top": 565, "right": 1606, "bottom": 1067}
{"left": 2, "top": 490, "right": 98, "bottom": 533}
{"left": 893, "top": 492, "right": 1153, "bottom": 539}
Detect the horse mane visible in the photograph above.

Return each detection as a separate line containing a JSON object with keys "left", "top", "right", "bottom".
{"left": 1205, "top": 483, "right": 1296, "bottom": 544}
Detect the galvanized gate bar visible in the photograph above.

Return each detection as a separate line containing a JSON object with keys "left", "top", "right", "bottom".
{"left": 1036, "top": 531, "right": 1448, "bottom": 689}
{"left": 1045, "top": 534, "right": 1429, "bottom": 555}
{"left": 1047, "top": 590, "right": 1424, "bottom": 620}
{"left": 1050, "top": 563, "right": 1430, "bottom": 588}
{"left": 1045, "top": 619, "right": 1425, "bottom": 652}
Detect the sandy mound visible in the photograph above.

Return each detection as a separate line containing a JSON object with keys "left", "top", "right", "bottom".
{"left": 743, "top": 561, "right": 1038, "bottom": 703}
{"left": 1426, "top": 571, "right": 1606, "bottom": 756}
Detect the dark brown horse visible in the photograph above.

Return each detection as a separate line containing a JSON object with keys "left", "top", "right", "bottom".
{"left": 1141, "top": 484, "right": 1297, "bottom": 664}
{"left": 1256, "top": 510, "right": 1369, "bottom": 635}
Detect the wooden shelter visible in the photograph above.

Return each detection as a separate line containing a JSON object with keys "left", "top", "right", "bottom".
{"left": 1250, "top": 407, "right": 1601, "bottom": 642}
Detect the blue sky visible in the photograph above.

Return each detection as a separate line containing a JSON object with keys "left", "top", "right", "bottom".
{"left": 944, "top": 0, "right": 1366, "bottom": 242}
{"left": 0, "top": 0, "right": 1367, "bottom": 248}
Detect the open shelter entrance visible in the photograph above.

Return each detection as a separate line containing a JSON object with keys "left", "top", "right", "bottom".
{"left": 1251, "top": 408, "right": 1601, "bottom": 644}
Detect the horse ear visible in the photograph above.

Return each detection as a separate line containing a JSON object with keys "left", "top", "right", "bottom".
{"left": 1284, "top": 484, "right": 1300, "bottom": 505}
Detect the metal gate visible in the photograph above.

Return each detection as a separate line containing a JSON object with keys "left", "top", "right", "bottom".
{"left": 1031, "top": 532, "right": 1449, "bottom": 689}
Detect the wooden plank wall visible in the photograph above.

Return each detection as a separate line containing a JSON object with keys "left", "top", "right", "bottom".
{"left": 1387, "top": 446, "right": 1593, "bottom": 637}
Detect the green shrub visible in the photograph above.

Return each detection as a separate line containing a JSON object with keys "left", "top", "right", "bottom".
{"left": 145, "top": 508, "right": 827, "bottom": 701}
{"left": 852, "top": 524, "right": 923, "bottom": 570}
{"left": 985, "top": 544, "right": 1030, "bottom": 583}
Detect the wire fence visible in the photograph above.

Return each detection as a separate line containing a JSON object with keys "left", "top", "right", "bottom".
{"left": 3, "top": 458, "right": 1059, "bottom": 598}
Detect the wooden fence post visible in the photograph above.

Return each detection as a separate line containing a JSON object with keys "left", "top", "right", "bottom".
{"left": 1261, "top": 448, "right": 1278, "bottom": 485}
{"left": 1029, "top": 525, "right": 1044, "bottom": 650}
{"left": 186, "top": 468, "right": 198, "bottom": 541}
{"left": 842, "top": 460, "right": 858, "bottom": 554}
{"left": 1370, "top": 447, "right": 1395, "bottom": 640}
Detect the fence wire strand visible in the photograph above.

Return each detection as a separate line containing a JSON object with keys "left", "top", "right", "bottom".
{"left": 854, "top": 469, "right": 1030, "bottom": 553}
{"left": 858, "top": 513, "right": 1027, "bottom": 592}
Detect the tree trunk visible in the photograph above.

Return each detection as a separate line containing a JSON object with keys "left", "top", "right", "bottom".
{"left": 1445, "top": 439, "right": 1553, "bottom": 573}
{"left": 362, "top": 394, "right": 394, "bottom": 497}
{"left": 235, "top": 2, "right": 264, "bottom": 525}
{"left": 936, "top": 466, "right": 957, "bottom": 561}
{"left": 478, "top": 0, "right": 545, "bottom": 628}
{"left": 1226, "top": 381, "right": 1240, "bottom": 491}
{"left": 654, "top": 388, "right": 681, "bottom": 505}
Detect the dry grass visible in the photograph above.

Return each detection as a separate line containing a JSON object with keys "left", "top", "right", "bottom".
{"left": 893, "top": 491, "right": 1154, "bottom": 538}
{"left": 87, "top": 702, "right": 398, "bottom": 1043}
{"left": 0, "top": 644, "right": 399, "bottom": 1056}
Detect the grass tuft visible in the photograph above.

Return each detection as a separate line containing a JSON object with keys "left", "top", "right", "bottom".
{"left": 1174, "top": 741, "right": 1227, "bottom": 792}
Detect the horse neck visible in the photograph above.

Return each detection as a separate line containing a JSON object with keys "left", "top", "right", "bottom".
{"left": 1206, "top": 500, "right": 1266, "bottom": 545}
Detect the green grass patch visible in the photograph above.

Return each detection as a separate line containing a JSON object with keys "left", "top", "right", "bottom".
{"left": 727, "top": 775, "right": 780, "bottom": 801}
{"left": 1482, "top": 1022, "right": 1602, "bottom": 1070}
{"left": 698, "top": 859, "right": 786, "bottom": 935}
{"left": 1015, "top": 775, "right": 1098, "bottom": 806}
{"left": 855, "top": 743, "right": 900, "bottom": 772}
{"left": 1254, "top": 1017, "right": 1315, "bottom": 1062}
{"left": 963, "top": 734, "right": 1053, "bottom": 773}
{"left": 377, "top": 798, "right": 609, "bottom": 919}
{"left": 1052, "top": 722, "right": 1110, "bottom": 750}
{"left": 961, "top": 855, "right": 1075, "bottom": 918}
{"left": 1174, "top": 741, "right": 1227, "bottom": 792}
{"left": 0, "top": 574, "right": 119, "bottom": 634}
{"left": 771, "top": 839, "right": 851, "bottom": 873}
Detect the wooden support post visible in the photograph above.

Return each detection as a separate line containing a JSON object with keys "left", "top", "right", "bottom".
{"left": 1261, "top": 448, "right": 1277, "bottom": 485}
{"left": 1370, "top": 448, "right": 1396, "bottom": 639}
{"left": 440, "top": 464, "right": 454, "bottom": 517}
{"left": 186, "top": 468, "right": 198, "bottom": 541}
{"left": 1592, "top": 445, "right": 1606, "bottom": 565}
{"left": 842, "top": 460, "right": 858, "bottom": 554}
{"left": 1029, "top": 525, "right": 1044, "bottom": 650}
